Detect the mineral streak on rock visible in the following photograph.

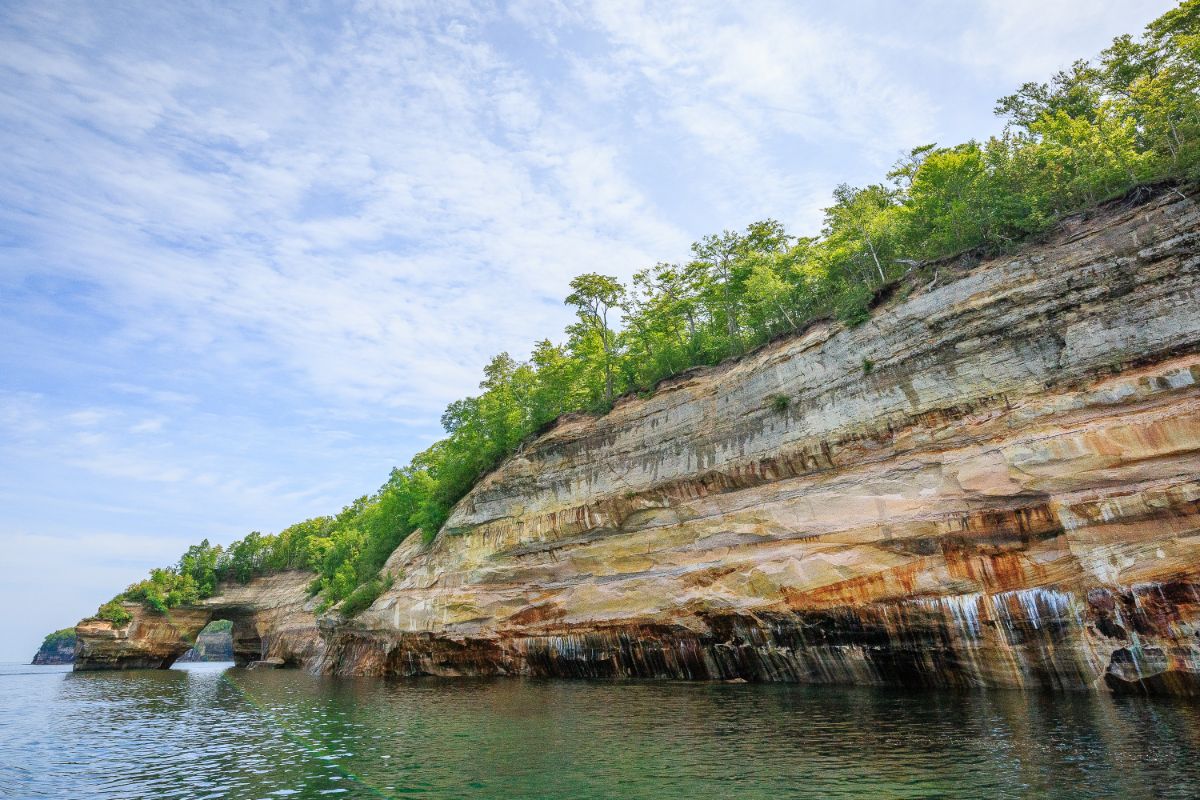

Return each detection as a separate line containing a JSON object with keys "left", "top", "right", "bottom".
{"left": 75, "top": 189, "right": 1200, "bottom": 693}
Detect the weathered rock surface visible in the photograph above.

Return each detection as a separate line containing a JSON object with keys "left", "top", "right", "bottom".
{"left": 76, "top": 188, "right": 1200, "bottom": 692}
{"left": 324, "top": 189, "right": 1200, "bottom": 692}
{"left": 74, "top": 571, "right": 319, "bottom": 670}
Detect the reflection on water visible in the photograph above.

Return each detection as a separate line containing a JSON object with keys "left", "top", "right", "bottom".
{"left": 1, "top": 661, "right": 1199, "bottom": 798}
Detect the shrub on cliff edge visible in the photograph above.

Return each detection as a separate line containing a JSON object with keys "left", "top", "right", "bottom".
{"left": 336, "top": 573, "right": 395, "bottom": 618}
{"left": 96, "top": 600, "right": 133, "bottom": 627}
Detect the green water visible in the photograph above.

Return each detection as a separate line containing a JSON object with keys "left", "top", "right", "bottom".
{"left": 2, "top": 662, "right": 1199, "bottom": 798}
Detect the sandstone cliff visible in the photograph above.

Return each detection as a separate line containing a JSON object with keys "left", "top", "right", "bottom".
{"left": 77, "top": 187, "right": 1200, "bottom": 693}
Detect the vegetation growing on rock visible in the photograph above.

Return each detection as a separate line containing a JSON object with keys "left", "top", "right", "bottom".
{"left": 31, "top": 628, "right": 77, "bottom": 664}
{"left": 95, "top": 599, "right": 133, "bottom": 626}
{"left": 39, "top": 628, "right": 75, "bottom": 650}
{"left": 94, "top": 2, "right": 1200, "bottom": 618}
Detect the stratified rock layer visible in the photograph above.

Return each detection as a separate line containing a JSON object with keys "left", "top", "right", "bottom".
{"left": 326, "top": 189, "right": 1200, "bottom": 693}
{"left": 76, "top": 188, "right": 1200, "bottom": 693}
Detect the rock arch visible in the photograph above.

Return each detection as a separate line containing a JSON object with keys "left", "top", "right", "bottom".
{"left": 74, "top": 571, "right": 320, "bottom": 671}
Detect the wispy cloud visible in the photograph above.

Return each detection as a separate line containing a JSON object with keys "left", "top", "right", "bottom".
{"left": 957, "top": 0, "right": 1173, "bottom": 84}
{"left": 2, "top": 2, "right": 688, "bottom": 416}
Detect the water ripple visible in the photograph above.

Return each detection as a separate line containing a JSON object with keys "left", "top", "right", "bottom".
{"left": 1, "top": 662, "right": 1199, "bottom": 798}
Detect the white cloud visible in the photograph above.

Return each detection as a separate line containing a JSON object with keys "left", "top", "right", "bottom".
{"left": 1, "top": 1, "right": 692, "bottom": 420}
{"left": 539, "top": 0, "right": 942, "bottom": 227}
{"left": 65, "top": 409, "right": 107, "bottom": 427}
{"left": 957, "top": 0, "right": 1178, "bottom": 83}
{"left": 129, "top": 417, "right": 166, "bottom": 434}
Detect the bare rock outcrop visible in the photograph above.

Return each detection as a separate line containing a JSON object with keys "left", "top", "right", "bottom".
{"left": 176, "top": 626, "right": 234, "bottom": 662}
{"left": 322, "top": 188, "right": 1200, "bottom": 692}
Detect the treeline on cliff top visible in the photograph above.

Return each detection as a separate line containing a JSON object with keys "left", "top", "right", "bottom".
{"left": 93, "top": 2, "right": 1200, "bottom": 624}
{"left": 39, "top": 628, "right": 76, "bottom": 650}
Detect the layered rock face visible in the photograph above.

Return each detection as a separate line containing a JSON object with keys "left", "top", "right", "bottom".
{"left": 75, "top": 189, "right": 1200, "bottom": 692}
{"left": 322, "top": 189, "right": 1200, "bottom": 693}
{"left": 74, "top": 571, "right": 319, "bottom": 670}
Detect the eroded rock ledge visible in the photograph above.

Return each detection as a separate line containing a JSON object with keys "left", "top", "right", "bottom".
{"left": 77, "top": 189, "right": 1200, "bottom": 693}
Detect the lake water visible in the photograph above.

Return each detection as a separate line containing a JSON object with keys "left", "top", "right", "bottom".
{"left": 2, "top": 662, "right": 1200, "bottom": 799}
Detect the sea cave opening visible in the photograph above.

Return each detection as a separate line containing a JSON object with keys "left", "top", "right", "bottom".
{"left": 177, "top": 619, "right": 235, "bottom": 664}
{"left": 167, "top": 612, "right": 267, "bottom": 669}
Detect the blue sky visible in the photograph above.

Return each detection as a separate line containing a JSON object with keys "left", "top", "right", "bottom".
{"left": 0, "top": 0, "right": 1175, "bottom": 661}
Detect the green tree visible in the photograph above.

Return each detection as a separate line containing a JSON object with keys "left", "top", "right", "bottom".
{"left": 178, "top": 539, "right": 222, "bottom": 598}
{"left": 691, "top": 230, "right": 747, "bottom": 354}
{"left": 565, "top": 273, "right": 626, "bottom": 406}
